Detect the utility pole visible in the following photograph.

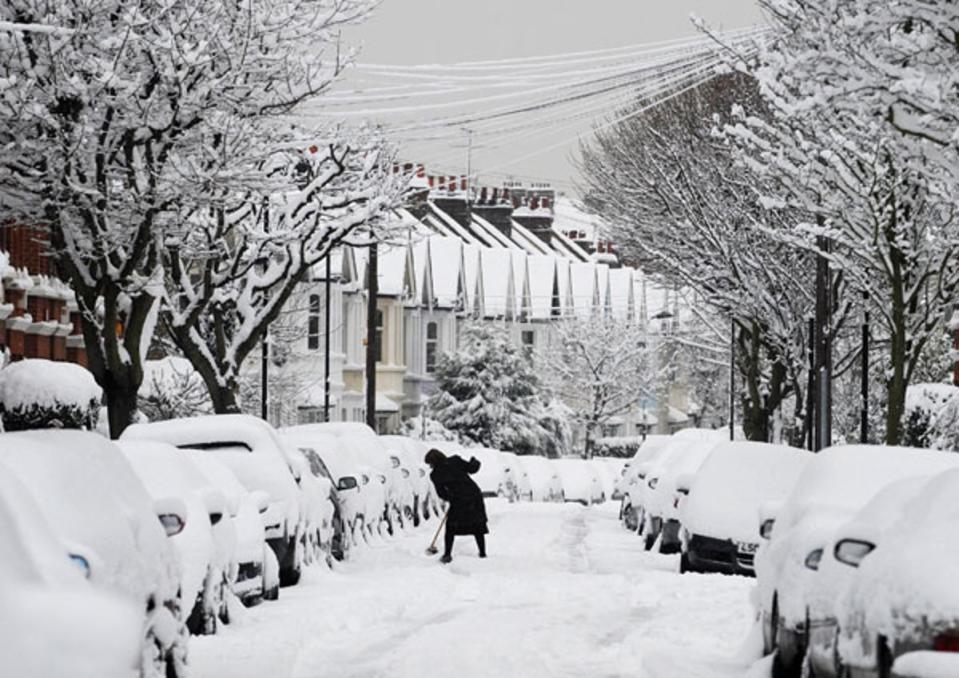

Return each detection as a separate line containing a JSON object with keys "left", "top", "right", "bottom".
{"left": 860, "top": 291, "right": 870, "bottom": 443}
{"left": 805, "top": 317, "right": 815, "bottom": 451}
{"left": 729, "top": 318, "right": 736, "bottom": 441}
{"left": 260, "top": 200, "right": 270, "bottom": 423}
{"left": 464, "top": 127, "right": 473, "bottom": 224}
{"left": 813, "top": 233, "right": 833, "bottom": 451}
{"left": 323, "top": 252, "right": 332, "bottom": 423}
{"left": 365, "top": 242, "right": 378, "bottom": 431}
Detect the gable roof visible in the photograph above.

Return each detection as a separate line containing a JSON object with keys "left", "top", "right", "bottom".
{"left": 569, "top": 262, "right": 598, "bottom": 318}
{"left": 527, "top": 255, "right": 558, "bottom": 321}
{"left": 428, "top": 236, "right": 466, "bottom": 309}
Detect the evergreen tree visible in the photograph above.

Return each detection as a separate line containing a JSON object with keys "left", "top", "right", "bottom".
{"left": 428, "top": 324, "right": 551, "bottom": 455}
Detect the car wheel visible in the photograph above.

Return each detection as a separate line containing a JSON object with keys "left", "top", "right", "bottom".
{"left": 876, "top": 636, "right": 893, "bottom": 678}
{"left": 263, "top": 581, "right": 280, "bottom": 601}
{"left": 679, "top": 552, "right": 692, "bottom": 574}
{"left": 623, "top": 504, "right": 637, "bottom": 531}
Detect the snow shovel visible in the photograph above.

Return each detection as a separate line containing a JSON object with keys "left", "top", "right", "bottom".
{"left": 425, "top": 510, "right": 449, "bottom": 555}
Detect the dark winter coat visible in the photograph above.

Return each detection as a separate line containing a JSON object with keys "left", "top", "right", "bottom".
{"left": 430, "top": 455, "right": 489, "bottom": 536}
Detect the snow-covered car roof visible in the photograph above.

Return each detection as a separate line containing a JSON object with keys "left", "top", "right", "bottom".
{"left": 280, "top": 428, "right": 364, "bottom": 483}
{"left": 775, "top": 445, "right": 959, "bottom": 536}
{"left": 0, "top": 430, "right": 180, "bottom": 604}
{"left": 682, "top": 442, "right": 809, "bottom": 544}
{"left": 125, "top": 414, "right": 284, "bottom": 455}
{"left": 124, "top": 414, "right": 300, "bottom": 508}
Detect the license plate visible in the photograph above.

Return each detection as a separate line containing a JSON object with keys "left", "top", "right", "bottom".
{"left": 737, "top": 541, "right": 758, "bottom": 554}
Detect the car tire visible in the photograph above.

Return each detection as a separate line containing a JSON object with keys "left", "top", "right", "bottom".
{"left": 679, "top": 552, "right": 692, "bottom": 574}
{"left": 263, "top": 582, "right": 280, "bottom": 601}
{"left": 876, "top": 636, "right": 893, "bottom": 678}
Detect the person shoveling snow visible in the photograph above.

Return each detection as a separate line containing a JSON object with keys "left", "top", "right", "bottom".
{"left": 425, "top": 449, "right": 489, "bottom": 563}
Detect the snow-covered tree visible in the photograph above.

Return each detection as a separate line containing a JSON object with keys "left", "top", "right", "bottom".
{"left": 0, "top": 0, "right": 379, "bottom": 437}
{"left": 722, "top": 11, "right": 959, "bottom": 445}
{"left": 539, "top": 317, "right": 654, "bottom": 457}
{"left": 427, "top": 324, "right": 552, "bottom": 455}
{"left": 162, "top": 139, "right": 400, "bottom": 413}
{"left": 580, "top": 73, "right": 821, "bottom": 443}
{"left": 751, "top": 1, "right": 958, "bottom": 185}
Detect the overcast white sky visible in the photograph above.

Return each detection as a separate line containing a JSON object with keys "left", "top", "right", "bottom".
{"left": 338, "top": 0, "right": 763, "bottom": 194}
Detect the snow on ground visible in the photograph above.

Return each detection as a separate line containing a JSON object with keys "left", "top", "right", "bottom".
{"left": 192, "top": 501, "right": 758, "bottom": 678}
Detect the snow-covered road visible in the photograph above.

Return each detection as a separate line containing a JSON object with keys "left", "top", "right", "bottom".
{"left": 193, "top": 501, "right": 767, "bottom": 678}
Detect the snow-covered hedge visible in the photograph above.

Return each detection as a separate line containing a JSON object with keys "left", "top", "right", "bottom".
{"left": 904, "top": 383, "right": 959, "bottom": 449}
{"left": 138, "top": 356, "right": 212, "bottom": 422}
{"left": 594, "top": 436, "right": 643, "bottom": 458}
{"left": 0, "top": 359, "right": 101, "bottom": 431}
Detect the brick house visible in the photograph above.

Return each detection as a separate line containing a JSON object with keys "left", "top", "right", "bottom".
{"left": 0, "top": 224, "right": 88, "bottom": 366}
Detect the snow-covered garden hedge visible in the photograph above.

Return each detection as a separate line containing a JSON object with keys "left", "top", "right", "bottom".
{"left": 0, "top": 359, "right": 101, "bottom": 431}
{"left": 593, "top": 436, "right": 643, "bottom": 458}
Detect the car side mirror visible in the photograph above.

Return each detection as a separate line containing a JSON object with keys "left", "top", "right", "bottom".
{"left": 758, "top": 500, "right": 782, "bottom": 539}
{"left": 337, "top": 476, "right": 359, "bottom": 491}
{"left": 154, "top": 497, "right": 188, "bottom": 537}
{"left": 250, "top": 490, "right": 271, "bottom": 514}
{"left": 804, "top": 548, "right": 824, "bottom": 571}
{"left": 64, "top": 541, "right": 101, "bottom": 580}
{"left": 834, "top": 539, "right": 875, "bottom": 567}
{"left": 675, "top": 472, "right": 695, "bottom": 495}
{"left": 201, "top": 488, "right": 228, "bottom": 526}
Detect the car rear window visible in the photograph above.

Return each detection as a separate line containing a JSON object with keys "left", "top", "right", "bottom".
{"left": 178, "top": 441, "right": 253, "bottom": 453}
{"left": 300, "top": 448, "right": 333, "bottom": 480}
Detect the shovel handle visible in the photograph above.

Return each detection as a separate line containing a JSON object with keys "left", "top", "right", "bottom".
{"left": 429, "top": 510, "right": 449, "bottom": 550}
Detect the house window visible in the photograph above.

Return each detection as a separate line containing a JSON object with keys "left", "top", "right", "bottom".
{"left": 307, "top": 295, "right": 321, "bottom": 351}
{"left": 297, "top": 407, "right": 324, "bottom": 424}
{"left": 425, "top": 321, "right": 439, "bottom": 374}
{"left": 521, "top": 330, "right": 535, "bottom": 359}
{"left": 374, "top": 308, "right": 384, "bottom": 363}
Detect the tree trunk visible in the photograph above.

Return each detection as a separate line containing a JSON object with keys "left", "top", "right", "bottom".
{"left": 884, "top": 189, "right": 908, "bottom": 446}
{"left": 737, "top": 322, "right": 791, "bottom": 443}
{"left": 208, "top": 381, "right": 242, "bottom": 415}
{"left": 583, "top": 422, "right": 597, "bottom": 459}
{"left": 103, "top": 373, "right": 140, "bottom": 440}
{"left": 885, "top": 286, "right": 908, "bottom": 445}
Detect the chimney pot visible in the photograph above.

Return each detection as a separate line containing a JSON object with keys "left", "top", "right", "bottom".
{"left": 416, "top": 164, "right": 426, "bottom": 178}
{"left": 480, "top": 186, "right": 488, "bottom": 203}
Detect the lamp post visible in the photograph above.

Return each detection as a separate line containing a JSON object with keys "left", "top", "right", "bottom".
{"left": 729, "top": 318, "right": 736, "bottom": 441}
{"left": 651, "top": 309, "right": 674, "bottom": 435}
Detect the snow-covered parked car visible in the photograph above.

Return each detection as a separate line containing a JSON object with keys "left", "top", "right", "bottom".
{"left": 124, "top": 414, "right": 305, "bottom": 587}
{"left": 805, "top": 476, "right": 928, "bottom": 678}
{"left": 118, "top": 440, "right": 232, "bottom": 635}
{"left": 521, "top": 455, "right": 565, "bottom": 502}
{"left": 756, "top": 445, "right": 959, "bottom": 678}
{"left": 299, "top": 423, "right": 411, "bottom": 533}
{"left": 618, "top": 434, "right": 671, "bottom": 531}
{"left": 467, "top": 447, "right": 510, "bottom": 498}
{"left": 501, "top": 451, "right": 534, "bottom": 501}
{"left": 642, "top": 436, "right": 723, "bottom": 553}
{"left": 281, "top": 427, "right": 368, "bottom": 547}
{"left": 380, "top": 435, "right": 435, "bottom": 524}
{"left": 0, "top": 459, "right": 142, "bottom": 678}
{"left": 591, "top": 457, "right": 626, "bottom": 502}
{"left": 835, "top": 468, "right": 959, "bottom": 678}
{"left": 679, "top": 441, "right": 808, "bottom": 576}
{"left": 284, "top": 446, "right": 336, "bottom": 566}
{"left": 555, "top": 458, "right": 604, "bottom": 506}
{"left": 0, "top": 430, "right": 188, "bottom": 678}
{"left": 189, "top": 454, "right": 279, "bottom": 605}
